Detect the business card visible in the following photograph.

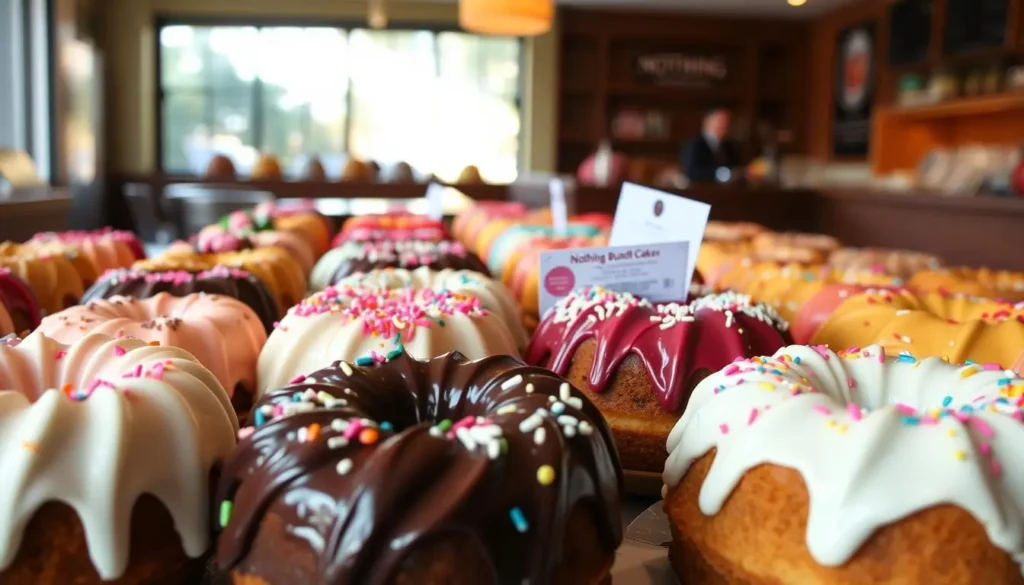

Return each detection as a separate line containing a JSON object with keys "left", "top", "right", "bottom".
{"left": 608, "top": 183, "right": 709, "bottom": 292}
{"left": 538, "top": 241, "right": 690, "bottom": 316}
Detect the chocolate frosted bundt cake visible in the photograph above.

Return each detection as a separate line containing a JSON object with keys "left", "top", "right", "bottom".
{"left": 82, "top": 267, "right": 280, "bottom": 333}
{"left": 216, "top": 350, "right": 623, "bottom": 585}
{"left": 310, "top": 240, "right": 488, "bottom": 291}
{"left": 526, "top": 288, "right": 790, "bottom": 472}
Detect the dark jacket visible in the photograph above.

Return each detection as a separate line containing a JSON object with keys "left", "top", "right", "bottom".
{"left": 680, "top": 135, "right": 741, "bottom": 182}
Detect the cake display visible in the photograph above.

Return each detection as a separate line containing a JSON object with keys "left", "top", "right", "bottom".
{"left": 527, "top": 288, "right": 790, "bottom": 472}
{"left": 0, "top": 331, "right": 237, "bottom": 584}
{"left": 310, "top": 240, "right": 488, "bottom": 291}
{"left": 909, "top": 267, "right": 1024, "bottom": 302}
{"left": 217, "top": 351, "right": 623, "bottom": 584}
{"left": 257, "top": 285, "right": 523, "bottom": 394}
{"left": 828, "top": 247, "right": 943, "bottom": 279}
{"left": 664, "top": 344, "right": 1024, "bottom": 584}
{"left": 751, "top": 231, "right": 840, "bottom": 264}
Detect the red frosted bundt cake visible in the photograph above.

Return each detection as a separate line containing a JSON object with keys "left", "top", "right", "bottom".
{"left": 526, "top": 287, "right": 790, "bottom": 473}
{"left": 217, "top": 350, "right": 623, "bottom": 584}
{"left": 0, "top": 268, "right": 41, "bottom": 336}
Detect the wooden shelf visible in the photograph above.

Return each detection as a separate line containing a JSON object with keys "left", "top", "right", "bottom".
{"left": 872, "top": 92, "right": 1024, "bottom": 174}
{"left": 879, "top": 93, "right": 1024, "bottom": 122}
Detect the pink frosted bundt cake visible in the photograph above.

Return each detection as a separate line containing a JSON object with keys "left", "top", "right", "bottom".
{"left": 664, "top": 344, "right": 1024, "bottom": 584}
{"left": 526, "top": 288, "right": 790, "bottom": 472}
{"left": 257, "top": 285, "right": 522, "bottom": 394}
{"left": 37, "top": 292, "right": 267, "bottom": 408}
{"left": 216, "top": 350, "right": 623, "bottom": 584}
{"left": 0, "top": 268, "right": 41, "bottom": 336}
{"left": 0, "top": 331, "right": 237, "bottom": 584}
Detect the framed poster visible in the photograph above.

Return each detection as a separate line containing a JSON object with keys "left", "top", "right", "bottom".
{"left": 833, "top": 22, "right": 876, "bottom": 157}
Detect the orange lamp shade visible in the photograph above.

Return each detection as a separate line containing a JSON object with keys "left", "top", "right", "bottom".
{"left": 459, "top": 0, "right": 553, "bottom": 36}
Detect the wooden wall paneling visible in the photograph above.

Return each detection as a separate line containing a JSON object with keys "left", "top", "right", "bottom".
{"left": 1006, "top": 0, "right": 1021, "bottom": 49}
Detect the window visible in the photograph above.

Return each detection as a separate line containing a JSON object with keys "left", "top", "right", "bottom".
{"left": 158, "top": 23, "right": 521, "bottom": 183}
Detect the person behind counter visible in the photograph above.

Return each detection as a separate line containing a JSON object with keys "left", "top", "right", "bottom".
{"left": 680, "top": 107, "right": 742, "bottom": 183}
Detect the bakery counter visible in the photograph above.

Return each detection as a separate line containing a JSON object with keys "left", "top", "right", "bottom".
{"left": 573, "top": 185, "right": 817, "bottom": 232}
{"left": 0, "top": 188, "right": 72, "bottom": 240}
{"left": 813, "top": 188, "right": 1024, "bottom": 270}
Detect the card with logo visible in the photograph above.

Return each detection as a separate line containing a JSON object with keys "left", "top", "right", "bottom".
{"left": 608, "top": 183, "right": 709, "bottom": 292}
{"left": 538, "top": 241, "right": 689, "bottom": 317}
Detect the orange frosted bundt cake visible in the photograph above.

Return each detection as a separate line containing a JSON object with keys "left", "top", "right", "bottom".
{"left": 37, "top": 292, "right": 267, "bottom": 408}
{"left": 909, "top": 267, "right": 1024, "bottom": 302}
{"left": 526, "top": 288, "right": 790, "bottom": 472}
{"left": 663, "top": 344, "right": 1024, "bottom": 584}
{"left": 27, "top": 228, "right": 146, "bottom": 274}
{"left": 216, "top": 350, "right": 623, "bottom": 585}
{"left": 811, "top": 289, "right": 1024, "bottom": 368}
{"left": 257, "top": 284, "right": 523, "bottom": 394}
{"left": 0, "top": 331, "right": 237, "bottom": 585}
{"left": 0, "top": 268, "right": 41, "bottom": 336}
{"left": 0, "top": 247, "right": 86, "bottom": 315}
{"left": 172, "top": 225, "right": 317, "bottom": 275}
{"left": 134, "top": 247, "right": 306, "bottom": 316}
{"left": 703, "top": 220, "right": 767, "bottom": 243}
{"left": 1, "top": 240, "right": 100, "bottom": 289}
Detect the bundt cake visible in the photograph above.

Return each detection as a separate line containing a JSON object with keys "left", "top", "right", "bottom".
{"left": 751, "top": 231, "right": 840, "bottom": 264}
{"left": 1, "top": 240, "right": 99, "bottom": 289}
{"left": 811, "top": 289, "right": 1024, "bottom": 368}
{"left": 310, "top": 240, "right": 488, "bottom": 291}
{"left": 217, "top": 351, "right": 623, "bottom": 584}
{"left": 82, "top": 267, "right": 279, "bottom": 333}
{"left": 0, "top": 247, "right": 85, "bottom": 315}
{"left": 134, "top": 247, "right": 306, "bottom": 316}
{"left": 526, "top": 288, "right": 790, "bottom": 472}
{"left": 0, "top": 268, "right": 40, "bottom": 336}
{"left": 37, "top": 292, "right": 267, "bottom": 405}
{"left": 177, "top": 225, "right": 317, "bottom": 275}
{"left": 331, "top": 266, "right": 529, "bottom": 351}
{"left": 909, "top": 267, "right": 1024, "bottom": 302}
{"left": 27, "top": 228, "right": 146, "bottom": 273}
{"left": 0, "top": 331, "right": 237, "bottom": 584}
{"left": 828, "top": 247, "right": 942, "bottom": 279}
{"left": 257, "top": 285, "right": 523, "bottom": 394}
{"left": 664, "top": 344, "right": 1024, "bottom": 584}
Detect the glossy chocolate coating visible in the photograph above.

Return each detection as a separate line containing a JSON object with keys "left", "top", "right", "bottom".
{"left": 82, "top": 267, "right": 280, "bottom": 332}
{"left": 215, "top": 351, "right": 623, "bottom": 585}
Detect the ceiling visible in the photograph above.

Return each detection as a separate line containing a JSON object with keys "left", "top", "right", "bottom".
{"left": 558, "top": 0, "right": 858, "bottom": 19}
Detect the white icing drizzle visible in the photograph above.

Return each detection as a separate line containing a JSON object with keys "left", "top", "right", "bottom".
{"left": 664, "top": 344, "right": 1024, "bottom": 574}
{"left": 0, "top": 331, "right": 238, "bottom": 579}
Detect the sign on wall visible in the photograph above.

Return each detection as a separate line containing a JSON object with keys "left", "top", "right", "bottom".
{"left": 634, "top": 52, "right": 729, "bottom": 87}
{"left": 833, "top": 22, "right": 876, "bottom": 157}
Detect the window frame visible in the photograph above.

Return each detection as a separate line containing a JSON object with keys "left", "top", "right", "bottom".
{"left": 153, "top": 15, "right": 525, "bottom": 178}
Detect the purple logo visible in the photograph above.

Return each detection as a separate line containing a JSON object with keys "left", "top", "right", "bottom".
{"left": 544, "top": 266, "right": 576, "bottom": 297}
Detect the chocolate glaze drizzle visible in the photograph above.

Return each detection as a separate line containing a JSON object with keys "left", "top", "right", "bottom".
{"left": 82, "top": 267, "right": 280, "bottom": 332}
{"left": 216, "top": 351, "right": 623, "bottom": 585}
{"left": 525, "top": 289, "right": 791, "bottom": 413}
{"left": 322, "top": 240, "right": 489, "bottom": 287}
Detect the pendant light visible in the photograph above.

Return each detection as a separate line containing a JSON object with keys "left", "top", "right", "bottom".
{"left": 368, "top": 0, "right": 388, "bottom": 29}
{"left": 459, "top": 0, "right": 553, "bottom": 36}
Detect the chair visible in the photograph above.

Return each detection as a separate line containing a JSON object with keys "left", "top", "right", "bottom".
{"left": 123, "top": 182, "right": 177, "bottom": 243}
